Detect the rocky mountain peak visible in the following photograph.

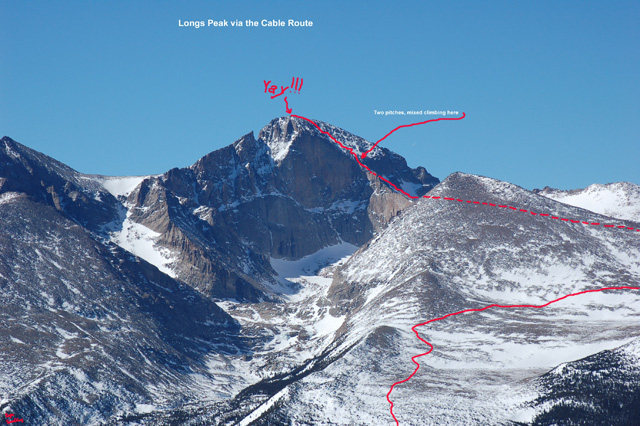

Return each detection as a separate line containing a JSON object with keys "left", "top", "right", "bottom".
{"left": 257, "top": 116, "right": 303, "bottom": 163}
{"left": 106, "top": 116, "right": 442, "bottom": 300}
{"left": 257, "top": 116, "right": 379, "bottom": 163}
{"left": 1, "top": 136, "right": 77, "bottom": 183}
{"left": 1, "top": 116, "right": 441, "bottom": 302}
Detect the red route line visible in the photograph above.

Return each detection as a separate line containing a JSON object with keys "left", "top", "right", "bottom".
{"left": 386, "top": 286, "right": 640, "bottom": 425}
{"left": 291, "top": 113, "right": 639, "bottom": 424}
{"left": 292, "top": 113, "right": 421, "bottom": 199}
{"left": 422, "top": 195, "right": 640, "bottom": 232}
{"left": 291, "top": 113, "right": 639, "bottom": 234}
{"left": 361, "top": 112, "right": 466, "bottom": 159}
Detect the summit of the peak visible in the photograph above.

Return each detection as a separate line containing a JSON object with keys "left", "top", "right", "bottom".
{"left": 257, "top": 116, "right": 378, "bottom": 163}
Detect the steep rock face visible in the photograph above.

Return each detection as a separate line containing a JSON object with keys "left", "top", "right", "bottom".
{"left": 0, "top": 195, "right": 242, "bottom": 424}
{"left": 125, "top": 117, "right": 438, "bottom": 300}
{"left": 366, "top": 174, "right": 413, "bottom": 231}
{"left": 0, "top": 137, "right": 119, "bottom": 230}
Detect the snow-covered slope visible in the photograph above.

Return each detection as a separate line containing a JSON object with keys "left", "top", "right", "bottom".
{"left": 536, "top": 182, "right": 640, "bottom": 222}
{"left": 110, "top": 211, "right": 177, "bottom": 277}
{"left": 244, "top": 172, "right": 640, "bottom": 425}
{"left": 97, "top": 175, "right": 148, "bottom": 197}
{"left": 0, "top": 195, "right": 241, "bottom": 424}
{"left": 4, "top": 124, "right": 639, "bottom": 425}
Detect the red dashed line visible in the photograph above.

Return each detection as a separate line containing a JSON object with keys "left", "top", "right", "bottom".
{"left": 292, "top": 114, "right": 638, "bottom": 234}
{"left": 421, "top": 195, "right": 639, "bottom": 232}
{"left": 421, "top": 196, "right": 636, "bottom": 231}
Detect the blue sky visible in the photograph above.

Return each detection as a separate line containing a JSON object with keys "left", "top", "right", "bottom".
{"left": 1, "top": 1, "right": 638, "bottom": 189}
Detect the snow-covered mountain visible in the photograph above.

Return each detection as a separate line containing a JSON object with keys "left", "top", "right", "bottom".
{"left": 107, "top": 117, "right": 437, "bottom": 301}
{"left": 239, "top": 172, "right": 640, "bottom": 425}
{"left": 1, "top": 122, "right": 639, "bottom": 425}
{"left": 0, "top": 122, "right": 436, "bottom": 423}
{"left": 0, "top": 193, "right": 241, "bottom": 424}
{"left": 536, "top": 182, "right": 640, "bottom": 222}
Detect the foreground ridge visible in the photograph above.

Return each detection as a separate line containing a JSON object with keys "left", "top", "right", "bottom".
{"left": 386, "top": 286, "right": 640, "bottom": 425}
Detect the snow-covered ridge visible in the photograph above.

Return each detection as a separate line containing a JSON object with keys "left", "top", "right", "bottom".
{"left": 536, "top": 182, "right": 640, "bottom": 222}
{"left": 97, "top": 176, "right": 149, "bottom": 197}
{"left": 258, "top": 116, "right": 382, "bottom": 163}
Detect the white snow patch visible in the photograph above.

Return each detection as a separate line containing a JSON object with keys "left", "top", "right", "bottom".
{"left": 135, "top": 403, "right": 156, "bottom": 414}
{"left": 0, "top": 192, "right": 21, "bottom": 204}
{"left": 55, "top": 348, "right": 71, "bottom": 359}
{"left": 314, "top": 313, "right": 345, "bottom": 336}
{"left": 270, "top": 242, "right": 357, "bottom": 280}
{"left": 110, "top": 211, "right": 176, "bottom": 277}
{"left": 99, "top": 176, "right": 147, "bottom": 197}
{"left": 239, "top": 387, "right": 290, "bottom": 426}
{"left": 56, "top": 327, "right": 79, "bottom": 340}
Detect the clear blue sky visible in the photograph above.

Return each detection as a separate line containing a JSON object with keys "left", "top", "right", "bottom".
{"left": 1, "top": 1, "right": 638, "bottom": 189}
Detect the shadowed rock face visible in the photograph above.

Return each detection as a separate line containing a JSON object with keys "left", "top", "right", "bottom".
{"left": 0, "top": 137, "right": 119, "bottom": 231}
{"left": 0, "top": 196, "right": 243, "bottom": 425}
{"left": 0, "top": 118, "right": 437, "bottom": 302}
{"left": 125, "top": 117, "right": 438, "bottom": 300}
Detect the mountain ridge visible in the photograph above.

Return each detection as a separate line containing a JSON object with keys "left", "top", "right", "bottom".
{"left": 2, "top": 119, "right": 639, "bottom": 424}
{"left": 1, "top": 116, "right": 439, "bottom": 303}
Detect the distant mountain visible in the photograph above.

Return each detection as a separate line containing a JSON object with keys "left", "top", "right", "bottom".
{"left": 535, "top": 182, "right": 640, "bottom": 222}
{"left": 0, "top": 136, "right": 120, "bottom": 230}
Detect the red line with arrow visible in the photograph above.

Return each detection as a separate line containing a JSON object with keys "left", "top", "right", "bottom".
{"left": 361, "top": 113, "right": 466, "bottom": 159}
